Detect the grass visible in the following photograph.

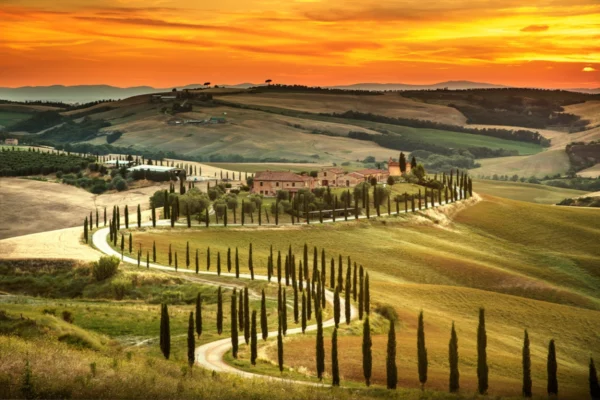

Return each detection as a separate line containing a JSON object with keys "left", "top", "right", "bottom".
{"left": 0, "top": 111, "right": 31, "bottom": 128}
{"left": 473, "top": 179, "right": 590, "bottom": 204}
{"left": 471, "top": 149, "right": 571, "bottom": 179}
{"left": 112, "top": 195, "right": 600, "bottom": 398}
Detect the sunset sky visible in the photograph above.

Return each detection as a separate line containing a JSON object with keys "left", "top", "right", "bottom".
{"left": 1, "top": 0, "right": 599, "bottom": 88}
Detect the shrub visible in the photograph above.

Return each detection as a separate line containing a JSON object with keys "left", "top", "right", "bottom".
{"left": 113, "top": 177, "right": 128, "bottom": 191}
{"left": 375, "top": 304, "right": 398, "bottom": 322}
{"left": 92, "top": 256, "right": 120, "bottom": 281}
{"left": 62, "top": 310, "right": 74, "bottom": 324}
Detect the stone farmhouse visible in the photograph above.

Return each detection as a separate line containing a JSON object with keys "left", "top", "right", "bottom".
{"left": 319, "top": 167, "right": 390, "bottom": 188}
{"left": 252, "top": 171, "right": 316, "bottom": 196}
{"left": 4, "top": 138, "right": 18, "bottom": 145}
{"left": 387, "top": 157, "right": 411, "bottom": 176}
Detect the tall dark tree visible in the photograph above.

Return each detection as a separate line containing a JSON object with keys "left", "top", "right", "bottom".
{"left": 187, "top": 312, "right": 195, "bottom": 369}
{"left": 365, "top": 272, "right": 370, "bottom": 315}
{"left": 332, "top": 328, "right": 340, "bottom": 386}
{"left": 293, "top": 285, "right": 299, "bottom": 323}
{"left": 249, "top": 243, "right": 254, "bottom": 280}
{"left": 345, "top": 266, "right": 351, "bottom": 324}
{"left": 353, "top": 263, "right": 358, "bottom": 301}
{"left": 417, "top": 310, "right": 428, "bottom": 390}
{"left": 261, "top": 289, "right": 268, "bottom": 340}
{"left": 250, "top": 310, "right": 258, "bottom": 365}
{"left": 137, "top": 204, "right": 142, "bottom": 228}
{"left": 83, "top": 217, "right": 88, "bottom": 243}
{"left": 316, "top": 307, "right": 325, "bottom": 380}
{"left": 477, "top": 308, "right": 488, "bottom": 395}
{"left": 449, "top": 322, "right": 459, "bottom": 393}
{"left": 277, "top": 314, "right": 284, "bottom": 372}
{"left": 217, "top": 252, "right": 221, "bottom": 275}
{"left": 244, "top": 287, "right": 250, "bottom": 344}
{"left": 235, "top": 247, "right": 240, "bottom": 278}
{"left": 363, "top": 317, "right": 372, "bottom": 386}
{"left": 358, "top": 266, "right": 364, "bottom": 320}
{"left": 231, "top": 289, "right": 238, "bottom": 358}
{"left": 301, "top": 291, "right": 307, "bottom": 333}
{"left": 411, "top": 156, "right": 417, "bottom": 169}
{"left": 330, "top": 258, "right": 335, "bottom": 288}
{"left": 282, "top": 289, "right": 288, "bottom": 335}
{"left": 238, "top": 290, "right": 244, "bottom": 333}
{"left": 216, "top": 286, "right": 223, "bottom": 335}
{"left": 128, "top": 232, "right": 132, "bottom": 253}
{"left": 547, "top": 339, "right": 558, "bottom": 396}
{"left": 160, "top": 304, "right": 171, "bottom": 360}
{"left": 590, "top": 357, "right": 600, "bottom": 400}
{"left": 399, "top": 152, "right": 407, "bottom": 173}
{"left": 207, "top": 247, "right": 211, "bottom": 270}
{"left": 125, "top": 205, "right": 129, "bottom": 228}
{"left": 522, "top": 329, "right": 532, "bottom": 397}
{"left": 333, "top": 287, "right": 340, "bottom": 328}
{"left": 195, "top": 249, "right": 199, "bottom": 274}
{"left": 153, "top": 241, "right": 157, "bottom": 262}
{"left": 186, "top": 241, "right": 190, "bottom": 268}
{"left": 195, "top": 293, "right": 202, "bottom": 338}
{"left": 151, "top": 204, "right": 156, "bottom": 227}
{"left": 387, "top": 320, "right": 398, "bottom": 390}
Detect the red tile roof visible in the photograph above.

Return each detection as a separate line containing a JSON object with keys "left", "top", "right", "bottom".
{"left": 254, "top": 171, "right": 305, "bottom": 182}
{"left": 322, "top": 167, "right": 345, "bottom": 174}
{"left": 355, "top": 168, "right": 388, "bottom": 176}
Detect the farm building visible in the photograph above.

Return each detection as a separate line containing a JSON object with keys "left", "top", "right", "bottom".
{"left": 128, "top": 164, "right": 186, "bottom": 182}
{"left": 252, "top": 171, "right": 316, "bottom": 196}
{"left": 317, "top": 167, "right": 346, "bottom": 187}
{"left": 4, "top": 138, "right": 18, "bottom": 145}
{"left": 104, "top": 159, "right": 134, "bottom": 168}
{"left": 387, "top": 157, "right": 411, "bottom": 176}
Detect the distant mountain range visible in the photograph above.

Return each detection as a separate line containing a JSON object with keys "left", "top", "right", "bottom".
{"left": 0, "top": 81, "right": 598, "bottom": 103}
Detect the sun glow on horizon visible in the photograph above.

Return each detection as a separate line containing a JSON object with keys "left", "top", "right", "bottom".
{"left": 0, "top": 0, "right": 598, "bottom": 88}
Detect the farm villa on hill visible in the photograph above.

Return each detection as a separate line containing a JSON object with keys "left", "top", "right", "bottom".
{"left": 252, "top": 159, "right": 411, "bottom": 196}
{"left": 4, "top": 138, "right": 18, "bottom": 145}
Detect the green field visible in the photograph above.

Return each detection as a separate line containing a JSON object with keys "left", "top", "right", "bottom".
{"left": 473, "top": 179, "right": 590, "bottom": 204}
{"left": 0, "top": 111, "right": 31, "bottom": 128}
{"left": 100, "top": 195, "right": 600, "bottom": 398}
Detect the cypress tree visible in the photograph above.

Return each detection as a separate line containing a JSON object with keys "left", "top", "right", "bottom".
{"left": 195, "top": 249, "right": 199, "bottom": 274}
{"left": 235, "top": 247, "right": 240, "bottom": 278}
{"left": 170, "top": 204, "right": 175, "bottom": 227}
{"left": 301, "top": 291, "right": 307, "bottom": 333}
{"left": 249, "top": 243, "right": 254, "bottom": 280}
{"left": 125, "top": 205, "right": 129, "bottom": 228}
{"left": 477, "top": 308, "right": 488, "bottom": 395}
{"left": 316, "top": 307, "right": 325, "bottom": 380}
{"left": 186, "top": 241, "right": 190, "bottom": 268}
{"left": 153, "top": 241, "right": 156, "bottom": 262}
{"left": 332, "top": 328, "right": 340, "bottom": 386}
{"left": 299, "top": 261, "right": 304, "bottom": 292}
{"left": 238, "top": 291, "right": 244, "bottom": 333}
{"left": 277, "top": 250, "right": 281, "bottom": 283}
{"left": 358, "top": 266, "right": 364, "bottom": 320}
{"left": 206, "top": 247, "right": 211, "bottom": 270}
{"left": 217, "top": 286, "right": 223, "bottom": 335}
{"left": 231, "top": 289, "right": 238, "bottom": 358}
{"left": 96, "top": 208, "right": 99, "bottom": 228}
{"left": 277, "top": 314, "right": 284, "bottom": 372}
{"left": 104, "top": 206, "right": 107, "bottom": 227}
{"left": 418, "top": 310, "right": 428, "bottom": 390}
{"left": 363, "top": 317, "right": 372, "bottom": 386}
{"left": 303, "top": 243, "right": 308, "bottom": 280}
{"left": 84, "top": 217, "right": 88, "bottom": 243}
{"left": 244, "top": 287, "right": 250, "bottom": 344}
{"left": 120, "top": 234, "right": 124, "bottom": 254}
{"left": 590, "top": 357, "right": 600, "bottom": 400}
{"left": 217, "top": 252, "right": 221, "bottom": 275}
{"left": 152, "top": 204, "right": 156, "bottom": 227}
{"left": 330, "top": 258, "right": 335, "bottom": 288}
{"left": 227, "top": 247, "right": 232, "bottom": 272}
{"left": 293, "top": 285, "right": 299, "bottom": 323}
{"left": 168, "top": 244, "right": 172, "bottom": 265}
{"left": 547, "top": 339, "right": 558, "bottom": 396}
{"left": 345, "top": 266, "right": 351, "bottom": 324}
{"left": 337, "top": 255, "right": 343, "bottom": 290}
{"left": 160, "top": 304, "right": 171, "bottom": 359}
{"left": 261, "top": 289, "right": 268, "bottom": 340}
{"left": 333, "top": 287, "right": 340, "bottom": 328}
{"left": 146, "top": 251, "right": 149, "bottom": 269}
{"left": 163, "top": 191, "right": 169, "bottom": 218}
{"left": 187, "top": 312, "right": 195, "bottom": 368}
{"left": 321, "top": 249, "right": 326, "bottom": 286}
{"left": 522, "top": 329, "right": 532, "bottom": 397}
{"left": 128, "top": 233, "right": 132, "bottom": 253}
{"left": 387, "top": 319, "right": 398, "bottom": 390}
{"left": 90, "top": 211, "right": 93, "bottom": 231}
{"left": 137, "top": 204, "right": 142, "bottom": 228}
{"left": 174, "top": 252, "right": 178, "bottom": 271}
{"left": 449, "top": 322, "right": 459, "bottom": 393}
{"left": 365, "top": 273, "right": 370, "bottom": 315}
{"left": 250, "top": 310, "right": 258, "bottom": 365}
{"left": 312, "top": 246, "right": 318, "bottom": 283}
{"left": 282, "top": 289, "right": 287, "bottom": 335}
{"left": 307, "top": 274, "right": 313, "bottom": 320}
{"left": 117, "top": 205, "right": 120, "bottom": 230}
{"left": 195, "top": 293, "right": 202, "bottom": 337}
{"left": 353, "top": 262, "right": 358, "bottom": 301}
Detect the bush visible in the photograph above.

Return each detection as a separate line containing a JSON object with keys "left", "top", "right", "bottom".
{"left": 113, "top": 177, "right": 128, "bottom": 191}
{"left": 92, "top": 256, "right": 120, "bottom": 281}
{"left": 62, "top": 310, "right": 74, "bottom": 324}
{"left": 375, "top": 304, "right": 398, "bottom": 322}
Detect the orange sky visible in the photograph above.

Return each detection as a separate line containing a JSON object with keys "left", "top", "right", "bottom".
{"left": 0, "top": 0, "right": 599, "bottom": 88}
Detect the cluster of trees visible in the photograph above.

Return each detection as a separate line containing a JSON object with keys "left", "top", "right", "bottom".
{"left": 9, "top": 110, "right": 63, "bottom": 132}
{"left": 0, "top": 147, "right": 95, "bottom": 176}
{"left": 39, "top": 116, "right": 111, "bottom": 143}
{"left": 337, "top": 111, "right": 548, "bottom": 145}
{"left": 250, "top": 84, "right": 382, "bottom": 96}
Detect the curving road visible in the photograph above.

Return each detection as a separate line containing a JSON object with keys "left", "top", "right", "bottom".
{"left": 91, "top": 196, "right": 469, "bottom": 385}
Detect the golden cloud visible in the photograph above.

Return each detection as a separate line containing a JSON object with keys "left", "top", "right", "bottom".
{"left": 582, "top": 66, "right": 596, "bottom": 72}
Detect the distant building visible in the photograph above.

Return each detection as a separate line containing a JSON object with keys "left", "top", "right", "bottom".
{"left": 104, "top": 159, "right": 135, "bottom": 168}
{"left": 353, "top": 168, "right": 390, "bottom": 183}
{"left": 387, "top": 157, "right": 411, "bottom": 176}
{"left": 317, "top": 167, "right": 346, "bottom": 187}
{"left": 253, "top": 171, "right": 316, "bottom": 196}
{"left": 4, "top": 138, "right": 18, "bottom": 146}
